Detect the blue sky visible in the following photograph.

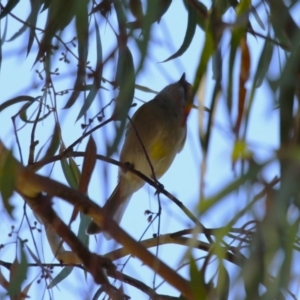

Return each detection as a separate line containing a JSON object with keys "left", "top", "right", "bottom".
{"left": 0, "top": 0, "right": 292, "bottom": 299}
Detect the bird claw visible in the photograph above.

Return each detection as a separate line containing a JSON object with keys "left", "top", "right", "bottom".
{"left": 122, "top": 161, "right": 134, "bottom": 173}
{"left": 154, "top": 182, "right": 164, "bottom": 195}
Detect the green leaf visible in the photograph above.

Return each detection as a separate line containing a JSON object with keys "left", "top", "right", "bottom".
{"left": 216, "top": 263, "right": 230, "bottom": 300}
{"left": 243, "top": 37, "right": 273, "bottom": 139}
{"left": 147, "top": 0, "right": 172, "bottom": 24}
{"left": 113, "top": 46, "right": 135, "bottom": 121}
{"left": 109, "top": 46, "right": 135, "bottom": 155}
{"left": 134, "top": 83, "right": 158, "bottom": 94}
{"left": 78, "top": 212, "right": 90, "bottom": 248}
{"left": 76, "top": 16, "right": 102, "bottom": 121}
{"left": 40, "top": 0, "right": 51, "bottom": 13}
{"left": 0, "top": 0, "right": 19, "bottom": 19}
{"left": 64, "top": 0, "right": 89, "bottom": 109}
{"left": 19, "top": 102, "right": 52, "bottom": 123}
{"left": 34, "top": 124, "right": 60, "bottom": 169}
{"left": 60, "top": 157, "right": 81, "bottom": 189}
{"left": 193, "top": 27, "right": 214, "bottom": 97}
{"left": 251, "top": 5, "right": 265, "bottom": 30}
{"left": 189, "top": 257, "right": 207, "bottom": 298}
{"left": 161, "top": 2, "right": 197, "bottom": 62}
{"left": 203, "top": 74, "right": 221, "bottom": 153}
{"left": 0, "top": 16, "right": 8, "bottom": 72}
{"left": 0, "top": 149, "right": 16, "bottom": 218}
{"left": 27, "top": 0, "right": 42, "bottom": 55}
{"left": 226, "top": 28, "right": 242, "bottom": 115}
{"left": 0, "top": 95, "right": 35, "bottom": 112}
{"left": 8, "top": 247, "right": 27, "bottom": 297}
{"left": 48, "top": 266, "right": 73, "bottom": 289}
{"left": 254, "top": 38, "right": 273, "bottom": 87}
{"left": 199, "top": 162, "right": 262, "bottom": 214}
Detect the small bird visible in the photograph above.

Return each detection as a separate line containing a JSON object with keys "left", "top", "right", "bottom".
{"left": 86, "top": 73, "right": 192, "bottom": 238}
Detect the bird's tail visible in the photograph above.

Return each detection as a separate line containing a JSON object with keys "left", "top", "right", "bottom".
{"left": 86, "top": 178, "right": 139, "bottom": 239}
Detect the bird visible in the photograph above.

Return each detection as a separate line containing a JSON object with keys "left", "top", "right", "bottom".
{"left": 86, "top": 73, "right": 192, "bottom": 239}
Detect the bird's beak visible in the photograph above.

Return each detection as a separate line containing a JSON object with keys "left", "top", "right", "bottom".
{"left": 179, "top": 73, "right": 186, "bottom": 83}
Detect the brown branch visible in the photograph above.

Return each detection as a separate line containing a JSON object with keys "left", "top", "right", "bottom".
{"left": 30, "top": 150, "right": 208, "bottom": 236}
{"left": 106, "top": 269, "right": 180, "bottom": 300}
{"left": 105, "top": 231, "right": 240, "bottom": 266}
{"left": 0, "top": 141, "right": 194, "bottom": 300}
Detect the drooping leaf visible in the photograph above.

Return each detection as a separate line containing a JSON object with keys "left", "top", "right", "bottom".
{"left": 0, "top": 269, "right": 9, "bottom": 290}
{"left": 35, "top": 0, "right": 77, "bottom": 64}
{"left": 19, "top": 101, "right": 52, "bottom": 124}
{"left": 33, "top": 124, "right": 61, "bottom": 170}
{"left": 40, "top": 0, "right": 51, "bottom": 13}
{"left": 27, "top": 0, "right": 43, "bottom": 55}
{"left": 0, "top": 149, "right": 16, "bottom": 218}
{"left": 64, "top": 0, "right": 89, "bottom": 109}
{"left": 199, "top": 162, "right": 262, "bottom": 214}
{"left": 8, "top": 248, "right": 27, "bottom": 297}
{"left": 216, "top": 263, "right": 230, "bottom": 300}
{"left": 77, "top": 212, "right": 90, "bottom": 252}
{"left": 134, "top": 83, "right": 157, "bottom": 94}
{"left": 213, "top": 0, "right": 238, "bottom": 15}
{"left": 146, "top": 0, "right": 171, "bottom": 24}
{"left": 6, "top": 22, "right": 27, "bottom": 42}
{"left": 251, "top": 5, "right": 265, "bottom": 30}
{"left": 204, "top": 71, "right": 221, "bottom": 154}
{"left": 108, "top": 46, "right": 135, "bottom": 155}
{"left": 48, "top": 266, "right": 73, "bottom": 289}
{"left": 127, "top": 0, "right": 172, "bottom": 29}
{"left": 243, "top": 37, "right": 273, "bottom": 140}
{"left": 193, "top": 27, "right": 215, "bottom": 98}
{"left": 76, "top": 16, "right": 102, "bottom": 121}
{"left": 189, "top": 257, "right": 207, "bottom": 299}
{"left": 129, "top": 0, "right": 143, "bottom": 20}
{"left": 1, "top": 96, "right": 36, "bottom": 113}
{"left": 0, "top": 0, "right": 19, "bottom": 19}
{"left": 235, "top": 37, "right": 250, "bottom": 136}
{"left": 113, "top": 46, "right": 135, "bottom": 121}
{"left": 161, "top": 1, "right": 197, "bottom": 62}
{"left": 0, "top": 15, "right": 8, "bottom": 72}
{"left": 267, "top": 0, "right": 298, "bottom": 49}
{"left": 78, "top": 136, "right": 97, "bottom": 194}
{"left": 21, "top": 279, "right": 34, "bottom": 299}
{"left": 254, "top": 38, "right": 273, "bottom": 87}
{"left": 61, "top": 156, "right": 81, "bottom": 189}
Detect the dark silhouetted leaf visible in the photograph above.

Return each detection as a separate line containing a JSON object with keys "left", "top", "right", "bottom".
{"left": 251, "top": 5, "right": 265, "bottom": 30}
{"left": 0, "top": 96, "right": 35, "bottom": 113}
{"left": 0, "top": 16, "right": 8, "bottom": 72}
{"left": 0, "top": 0, "right": 19, "bottom": 19}
{"left": 161, "top": 2, "right": 197, "bottom": 62}
{"left": 35, "top": 0, "right": 77, "bottom": 64}
{"left": 76, "top": 16, "right": 102, "bottom": 121}
{"left": 129, "top": 0, "right": 143, "bottom": 20}
{"left": 78, "top": 136, "right": 97, "bottom": 194}
{"left": 27, "top": 0, "right": 42, "bottom": 55}
{"left": 235, "top": 37, "right": 250, "bottom": 135}
{"left": 6, "top": 22, "right": 27, "bottom": 42}
{"left": 33, "top": 124, "right": 60, "bottom": 171}
{"left": 254, "top": 38, "right": 273, "bottom": 87}
{"left": 64, "top": 0, "right": 89, "bottom": 109}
